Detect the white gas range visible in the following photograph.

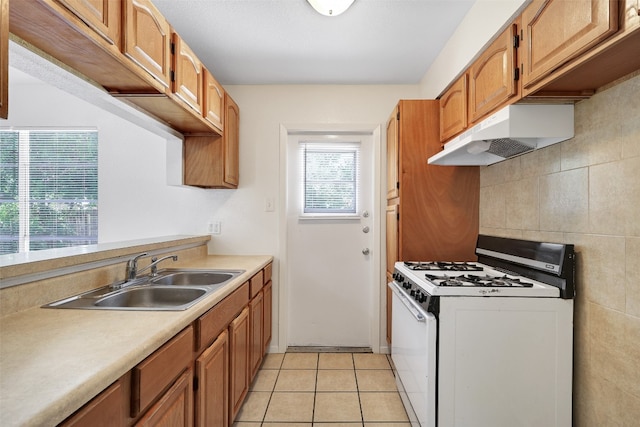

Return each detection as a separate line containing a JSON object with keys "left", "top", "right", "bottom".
{"left": 389, "top": 235, "right": 575, "bottom": 427}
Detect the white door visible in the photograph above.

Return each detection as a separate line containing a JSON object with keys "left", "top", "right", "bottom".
{"left": 285, "top": 130, "right": 375, "bottom": 348}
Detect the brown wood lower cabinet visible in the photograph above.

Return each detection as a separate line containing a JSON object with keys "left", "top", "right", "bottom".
{"left": 58, "top": 262, "right": 272, "bottom": 427}
{"left": 195, "top": 330, "right": 229, "bottom": 427}
{"left": 229, "top": 306, "right": 250, "bottom": 422}
{"left": 134, "top": 369, "right": 193, "bottom": 427}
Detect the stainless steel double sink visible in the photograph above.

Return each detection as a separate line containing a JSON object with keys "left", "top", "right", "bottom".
{"left": 43, "top": 269, "right": 245, "bottom": 311}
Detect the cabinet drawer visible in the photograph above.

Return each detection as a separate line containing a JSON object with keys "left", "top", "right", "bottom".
{"left": 62, "top": 378, "right": 127, "bottom": 426}
{"left": 249, "top": 270, "right": 264, "bottom": 298}
{"left": 264, "top": 263, "right": 273, "bottom": 283}
{"left": 131, "top": 326, "right": 194, "bottom": 417}
{"left": 195, "top": 282, "right": 249, "bottom": 353}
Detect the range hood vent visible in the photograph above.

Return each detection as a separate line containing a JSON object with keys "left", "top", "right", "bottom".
{"left": 428, "top": 104, "right": 574, "bottom": 166}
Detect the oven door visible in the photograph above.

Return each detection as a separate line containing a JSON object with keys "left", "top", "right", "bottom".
{"left": 389, "top": 281, "right": 436, "bottom": 427}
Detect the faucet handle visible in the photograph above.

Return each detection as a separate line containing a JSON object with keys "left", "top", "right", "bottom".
{"left": 126, "top": 252, "right": 148, "bottom": 280}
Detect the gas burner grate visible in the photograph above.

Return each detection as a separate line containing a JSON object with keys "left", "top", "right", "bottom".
{"left": 404, "top": 261, "right": 483, "bottom": 271}
{"left": 425, "top": 274, "right": 534, "bottom": 288}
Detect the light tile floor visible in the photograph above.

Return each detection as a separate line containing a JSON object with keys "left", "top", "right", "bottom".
{"left": 234, "top": 352, "right": 410, "bottom": 427}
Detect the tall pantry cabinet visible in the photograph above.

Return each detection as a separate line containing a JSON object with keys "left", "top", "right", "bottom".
{"left": 385, "top": 100, "right": 479, "bottom": 344}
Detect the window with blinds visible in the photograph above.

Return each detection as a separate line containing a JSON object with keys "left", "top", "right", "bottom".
{"left": 0, "top": 129, "right": 98, "bottom": 255}
{"left": 299, "top": 141, "right": 360, "bottom": 216}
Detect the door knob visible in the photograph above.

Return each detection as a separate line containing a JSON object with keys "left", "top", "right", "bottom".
{"left": 362, "top": 248, "right": 370, "bottom": 255}
{"left": 362, "top": 226, "right": 370, "bottom": 233}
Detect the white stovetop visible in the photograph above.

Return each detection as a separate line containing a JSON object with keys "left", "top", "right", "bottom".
{"left": 394, "top": 262, "right": 560, "bottom": 298}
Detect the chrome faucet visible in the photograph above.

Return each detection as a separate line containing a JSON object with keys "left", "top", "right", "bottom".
{"left": 125, "top": 252, "right": 148, "bottom": 281}
{"left": 137, "top": 254, "right": 179, "bottom": 277}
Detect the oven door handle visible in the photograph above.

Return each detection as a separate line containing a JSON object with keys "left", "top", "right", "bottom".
{"left": 389, "top": 282, "right": 426, "bottom": 322}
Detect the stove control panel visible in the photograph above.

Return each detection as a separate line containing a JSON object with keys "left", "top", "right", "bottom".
{"left": 392, "top": 270, "right": 433, "bottom": 311}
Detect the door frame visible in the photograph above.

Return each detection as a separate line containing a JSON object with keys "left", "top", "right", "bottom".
{"left": 278, "top": 123, "right": 383, "bottom": 353}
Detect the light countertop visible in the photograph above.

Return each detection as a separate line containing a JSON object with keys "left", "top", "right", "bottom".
{"left": 0, "top": 254, "right": 272, "bottom": 427}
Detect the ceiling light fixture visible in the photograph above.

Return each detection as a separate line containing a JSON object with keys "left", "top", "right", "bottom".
{"left": 307, "top": 0, "right": 355, "bottom": 16}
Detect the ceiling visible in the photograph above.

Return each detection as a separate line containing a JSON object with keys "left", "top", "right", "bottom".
{"left": 152, "top": 0, "right": 476, "bottom": 85}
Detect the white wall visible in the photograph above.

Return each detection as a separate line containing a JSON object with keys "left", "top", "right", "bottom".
{"left": 419, "top": 0, "right": 528, "bottom": 98}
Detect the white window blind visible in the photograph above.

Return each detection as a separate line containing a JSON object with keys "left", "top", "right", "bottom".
{"left": 299, "top": 140, "right": 360, "bottom": 216}
{"left": 0, "top": 129, "right": 98, "bottom": 255}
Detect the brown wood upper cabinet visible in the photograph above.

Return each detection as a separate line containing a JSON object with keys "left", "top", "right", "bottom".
{"left": 183, "top": 93, "right": 239, "bottom": 188}
{"left": 468, "top": 23, "right": 519, "bottom": 124}
{"left": 520, "top": 0, "right": 619, "bottom": 91}
{"left": 123, "top": 0, "right": 172, "bottom": 90}
{"left": 203, "top": 67, "right": 225, "bottom": 132}
{"left": 172, "top": 33, "right": 203, "bottom": 114}
{"left": 386, "top": 105, "right": 399, "bottom": 200}
{"left": 0, "top": 0, "right": 7, "bottom": 120}
{"left": 57, "top": 0, "right": 121, "bottom": 45}
{"left": 439, "top": 73, "right": 468, "bottom": 143}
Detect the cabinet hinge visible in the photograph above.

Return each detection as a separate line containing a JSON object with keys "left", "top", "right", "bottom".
{"left": 396, "top": 111, "right": 400, "bottom": 121}
{"left": 396, "top": 181, "right": 400, "bottom": 190}
{"left": 193, "top": 376, "right": 199, "bottom": 391}
{"left": 514, "top": 67, "right": 520, "bottom": 81}
{"left": 170, "top": 70, "right": 175, "bottom": 82}
{"left": 513, "top": 34, "right": 520, "bottom": 49}
{"left": 170, "top": 42, "right": 175, "bottom": 55}
{"left": 397, "top": 212, "right": 400, "bottom": 221}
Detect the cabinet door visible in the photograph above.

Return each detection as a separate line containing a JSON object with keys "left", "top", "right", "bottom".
{"left": 61, "top": 379, "right": 126, "bottom": 427}
{"left": 57, "top": 0, "right": 121, "bottom": 45}
{"left": 386, "top": 106, "right": 399, "bottom": 200}
{"left": 386, "top": 203, "right": 399, "bottom": 275}
{"left": 439, "top": 74, "right": 468, "bottom": 142}
{"left": 249, "top": 291, "right": 264, "bottom": 381}
{"left": 123, "top": 0, "right": 171, "bottom": 89}
{"left": 135, "top": 369, "right": 193, "bottom": 427}
{"left": 229, "top": 307, "right": 249, "bottom": 422}
{"left": 469, "top": 24, "right": 518, "bottom": 123}
{"left": 0, "top": 0, "right": 7, "bottom": 119}
{"left": 521, "top": 0, "right": 619, "bottom": 90}
{"left": 195, "top": 330, "right": 229, "bottom": 427}
{"left": 172, "top": 33, "right": 203, "bottom": 114}
{"left": 203, "top": 68, "right": 224, "bottom": 131}
{"left": 263, "top": 280, "right": 272, "bottom": 354}
{"left": 224, "top": 93, "right": 240, "bottom": 187}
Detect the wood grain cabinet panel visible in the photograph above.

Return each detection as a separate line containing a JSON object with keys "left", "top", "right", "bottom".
{"left": 195, "top": 330, "right": 229, "bottom": 427}
{"left": 131, "top": 326, "right": 194, "bottom": 418}
{"left": 385, "top": 203, "right": 399, "bottom": 276}
{"left": 521, "top": 0, "right": 619, "bottom": 90}
{"left": 203, "top": 68, "right": 224, "bottom": 131}
{"left": 134, "top": 369, "right": 193, "bottom": 427}
{"left": 223, "top": 93, "right": 240, "bottom": 187}
{"left": 172, "top": 33, "right": 203, "bottom": 114}
{"left": 57, "top": 0, "right": 121, "bottom": 45}
{"left": 229, "top": 307, "right": 249, "bottom": 423}
{"left": 61, "top": 379, "right": 127, "bottom": 427}
{"left": 469, "top": 24, "right": 518, "bottom": 123}
{"left": 249, "top": 290, "right": 264, "bottom": 381}
{"left": 386, "top": 105, "right": 399, "bottom": 200}
{"left": 263, "top": 280, "right": 272, "bottom": 354}
{"left": 123, "top": 0, "right": 171, "bottom": 90}
{"left": 0, "top": 0, "right": 7, "bottom": 120}
{"left": 183, "top": 93, "right": 239, "bottom": 188}
{"left": 439, "top": 74, "right": 468, "bottom": 142}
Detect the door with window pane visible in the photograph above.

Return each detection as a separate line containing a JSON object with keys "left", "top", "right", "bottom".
{"left": 286, "top": 132, "right": 374, "bottom": 348}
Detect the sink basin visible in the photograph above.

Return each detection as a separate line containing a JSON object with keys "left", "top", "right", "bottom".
{"left": 151, "top": 269, "right": 244, "bottom": 287}
{"left": 94, "top": 286, "right": 207, "bottom": 309}
{"left": 43, "top": 268, "right": 245, "bottom": 311}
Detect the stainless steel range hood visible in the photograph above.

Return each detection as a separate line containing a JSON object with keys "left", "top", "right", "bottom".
{"left": 428, "top": 104, "right": 574, "bottom": 166}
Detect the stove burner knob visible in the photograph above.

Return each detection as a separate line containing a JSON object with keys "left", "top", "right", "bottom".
{"left": 417, "top": 293, "right": 427, "bottom": 303}
{"left": 410, "top": 289, "right": 416, "bottom": 297}
{"left": 403, "top": 282, "right": 411, "bottom": 289}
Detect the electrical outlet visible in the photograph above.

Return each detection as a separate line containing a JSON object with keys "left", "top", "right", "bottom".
{"left": 212, "top": 221, "right": 221, "bottom": 235}
{"left": 265, "top": 197, "right": 274, "bottom": 212}
{"left": 208, "top": 221, "right": 221, "bottom": 235}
